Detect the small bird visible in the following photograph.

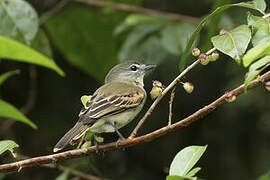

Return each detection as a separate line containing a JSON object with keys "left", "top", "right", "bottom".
{"left": 53, "top": 61, "right": 155, "bottom": 152}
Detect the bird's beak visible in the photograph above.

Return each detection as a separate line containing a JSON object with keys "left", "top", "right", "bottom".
{"left": 144, "top": 64, "right": 156, "bottom": 71}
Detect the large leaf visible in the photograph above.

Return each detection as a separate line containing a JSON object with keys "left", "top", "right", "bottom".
{"left": 169, "top": 145, "right": 207, "bottom": 176}
{"left": 161, "top": 22, "right": 196, "bottom": 55}
{"left": 0, "top": 70, "right": 20, "bottom": 86}
{"left": 249, "top": 15, "right": 270, "bottom": 46}
{"left": 0, "top": 99, "right": 37, "bottom": 129}
{"left": 0, "top": 35, "right": 64, "bottom": 76}
{"left": 178, "top": 1, "right": 266, "bottom": 71}
{"left": 0, "top": 0, "right": 38, "bottom": 44}
{"left": 211, "top": 25, "right": 251, "bottom": 62}
{"left": 119, "top": 23, "right": 168, "bottom": 65}
{"left": 243, "top": 41, "right": 270, "bottom": 67}
{"left": 253, "top": 0, "right": 267, "bottom": 12}
{"left": 0, "top": 140, "right": 19, "bottom": 157}
{"left": 45, "top": 6, "right": 118, "bottom": 82}
{"left": 31, "top": 29, "right": 53, "bottom": 57}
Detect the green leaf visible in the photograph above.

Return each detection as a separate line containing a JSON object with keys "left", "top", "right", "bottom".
{"left": 0, "top": 0, "right": 38, "bottom": 44}
{"left": 243, "top": 41, "right": 270, "bottom": 67}
{"left": 179, "top": 1, "right": 266, "bottom": 71}
{"left": 0, "top": 35, "right": 65, "bottom": 76}
{"left": 247, "top": 12, "right": 262, "bottom": 26}
{"left": 114, "top": 14, "right": 167, "bottom": 35}
{"left": 169, "top": 145, "right": 207, "bottom": 176}
{"left": 161, "top": 22, "right": 196, "bottom": 55}
{"left": 253, "top": 0, "right": 266, "bottom": 12}
{"left": 251, "top": 17, "right": 270, "bottom": 46}
{"left": 0, "top": 140, "right": 19, "bottom": 158}
{"left": 211, "top": 25, "right": 251, "bottom": 62}
{"left": 0, "top": 70, "right": 20, "bottom": 86}
{"left": 80, "top": 95, "right": 92, "bottom": 106}
{"left": 186, "top": 167, "right": 201, "bottom": 177}
{"left": 258, "top": 169, "right": 270, "bottom": 180}
{"left": 55, "top": 168, "right": 70, "bottom": 180}
{"left": 31, "top": 29, "right": 53, "bottom": 57}
{"left": 0, "top": 99, "right": 37, "bottom": 129}
{"left": 45, "top": 6, "right": 118, "bottom": 82}
{"left": 166, "top": 175, "right": 196, "bottom": 180}
{"left": 119, "top": 23, "right": 168, "bottom": 65}
{"left": 244, "top": 55, "right": 270, "bottom": 91}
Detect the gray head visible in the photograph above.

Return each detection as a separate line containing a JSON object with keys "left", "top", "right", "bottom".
{"left": 105, "top": 61, "right": 156, "bottom": 87}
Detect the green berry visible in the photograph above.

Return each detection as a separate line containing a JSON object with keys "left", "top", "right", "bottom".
{"left": 225, "top": 92, "right": 236, "bottom": 102}
{"left": 152, "top": 80, "right": 163, "bottom": 88}
{"left": 210, "top": 51, "right": 219, "bottom": 62}
{"left": 183, "top": 82, "right": 194, "bottom": 94}
{"left": 192, "top": 48, "right": 200, "bottom": 56}
{"left": 150, "top": 86, "right": 162, "bottom": 100}
{"left": 199, "top": 53, "right": 209, "bottom": 65}
{"left": 81, "top": 141, "right": 92, "bottom": 149}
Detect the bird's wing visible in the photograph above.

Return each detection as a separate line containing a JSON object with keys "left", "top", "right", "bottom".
{"left": 78, "top": 83, "right": 145, "bottom": 123}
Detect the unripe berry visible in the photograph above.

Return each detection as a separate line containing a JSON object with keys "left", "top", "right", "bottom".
{"left": 150, "top": 86, "right": 162, "bottom": 100}
{"left": 265, "top": 81, "right": 270, "bottom": 91}
{"left": 219, "top": 29, "right": 228, "bottom": 35}
{"left": 81, "top": 141, "right": 92, "bottom": 149}
{"left": 192, "top": 48, "right": 200, "bottom": 57}
{"left": 152, "top": 80, "right": 163, "bottom": 88}
{"left": 225, "top": 92, "right": 236, "bottom": 102}
{"left": 183, "top": 82, "right": 194, "bottom": 94}
{"left": 199, "top": 53, "right": 209, "bottom": 65}
{"left": 210, "top": 51, "right": 219, "bottom": 62}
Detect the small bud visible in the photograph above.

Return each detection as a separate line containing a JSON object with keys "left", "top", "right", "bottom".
{"left": 192, "top": 48, "right": 200, "bottom": 57}
{"left": 81, "top": 141, "right": 92, "bottom": 149}
{"left": 210, "top": 51, "right": 219, "bottom": 62}
{"left": 183, "top": 82, "right": 194, "bottom": 94}
{"left": 152, "top": 80, "right": 163, "bottom": 88}
{"left": 150, "top": 86, "right": 162, "bottom": 100}
{"left": 244, "top": 72, "right": 249, "bottom": 80}
{"left": 219, "top": 29, "right": 228, "bottom": 35}
{"left": 225, "top": 92, "right": 236, "bottom": 102}
{"left": 199, "top": 53, "right": 209, "bottom": 65}
{"left": 265, "top": 81, "right": 270, "bottom": 91}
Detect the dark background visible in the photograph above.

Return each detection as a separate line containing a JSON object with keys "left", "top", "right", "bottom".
{"left": 0, "top": 0, "right": 270, "bottom": 179}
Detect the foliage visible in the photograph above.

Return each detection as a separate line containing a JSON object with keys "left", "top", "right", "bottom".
{"left": 0, "top": 140, "right": 19, "bottom": 158}
{"left": 166, "top": 145, "right": 207, "bottom": 180}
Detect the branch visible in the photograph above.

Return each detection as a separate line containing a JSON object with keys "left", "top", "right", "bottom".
{"left": 168, "top": 87, "right": 176, "bottom": 126}
{"left": 0, "top": 69, "right": 269, "bottom": 173}
{"left": 129, "top": 47, "right": 217, "bottom": 138}
{"left": 75, "top": 0, "right": 200, "bottom": 24}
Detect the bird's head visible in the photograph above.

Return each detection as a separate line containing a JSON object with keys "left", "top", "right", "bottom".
{"left": 105, "top": 61, "right": 156, "bottom": 87}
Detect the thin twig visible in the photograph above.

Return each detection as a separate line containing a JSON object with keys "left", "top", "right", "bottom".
{"left": 75, "top": 0, "right": 200, "bottom": 24}
{"left": 168, "top": 87, "right": 176, "bottom": 126}
{"left": 39, "top": 0, "right": 71, "bottom": 25}
{"left": 0, "top": 68, "right": 269, "bottom": 173}
{"left": 77, "top": 133, "right": 86, "bottom": 149}
{"left": 129, "top": 47, "right": 216, "bottom": 138}
{"left": 262, "top": 13, "right": 270, "bottom": 19}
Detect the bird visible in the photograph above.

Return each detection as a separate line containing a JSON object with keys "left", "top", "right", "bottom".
{"left": 53, "top": 61, "right": 155, "bottom": 152}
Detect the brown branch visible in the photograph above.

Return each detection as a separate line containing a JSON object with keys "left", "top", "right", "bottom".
{"left": 168, "top": 87, "right": 176, "bottom": 126}
{"left": 0, "top": 68, "right": 269, "bottom": 173}
{"left": 75, "top": 0, "right": 200, "bottom": 24}
{"left": 129, "top": 47, "right": 217, "bottom": 138}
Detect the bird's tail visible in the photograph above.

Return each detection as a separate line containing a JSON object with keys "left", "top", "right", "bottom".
{"left": 53, "top": 122, "right": 89, "bottom": 152}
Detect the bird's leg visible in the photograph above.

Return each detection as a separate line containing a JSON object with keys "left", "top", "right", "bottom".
{"left": 105, "top": 121, "right": 125, "bottom": 148}
{"left": 93, "top": 133, "right": 100, "bottom": 153}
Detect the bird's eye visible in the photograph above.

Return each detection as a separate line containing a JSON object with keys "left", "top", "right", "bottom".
{"left": 130, "top": 65, "right": 138, "bottom": 71}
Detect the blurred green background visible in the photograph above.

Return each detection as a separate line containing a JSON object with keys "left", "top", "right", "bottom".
{"left": 0, "top": 0, "right": 270, "bottom": 179}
